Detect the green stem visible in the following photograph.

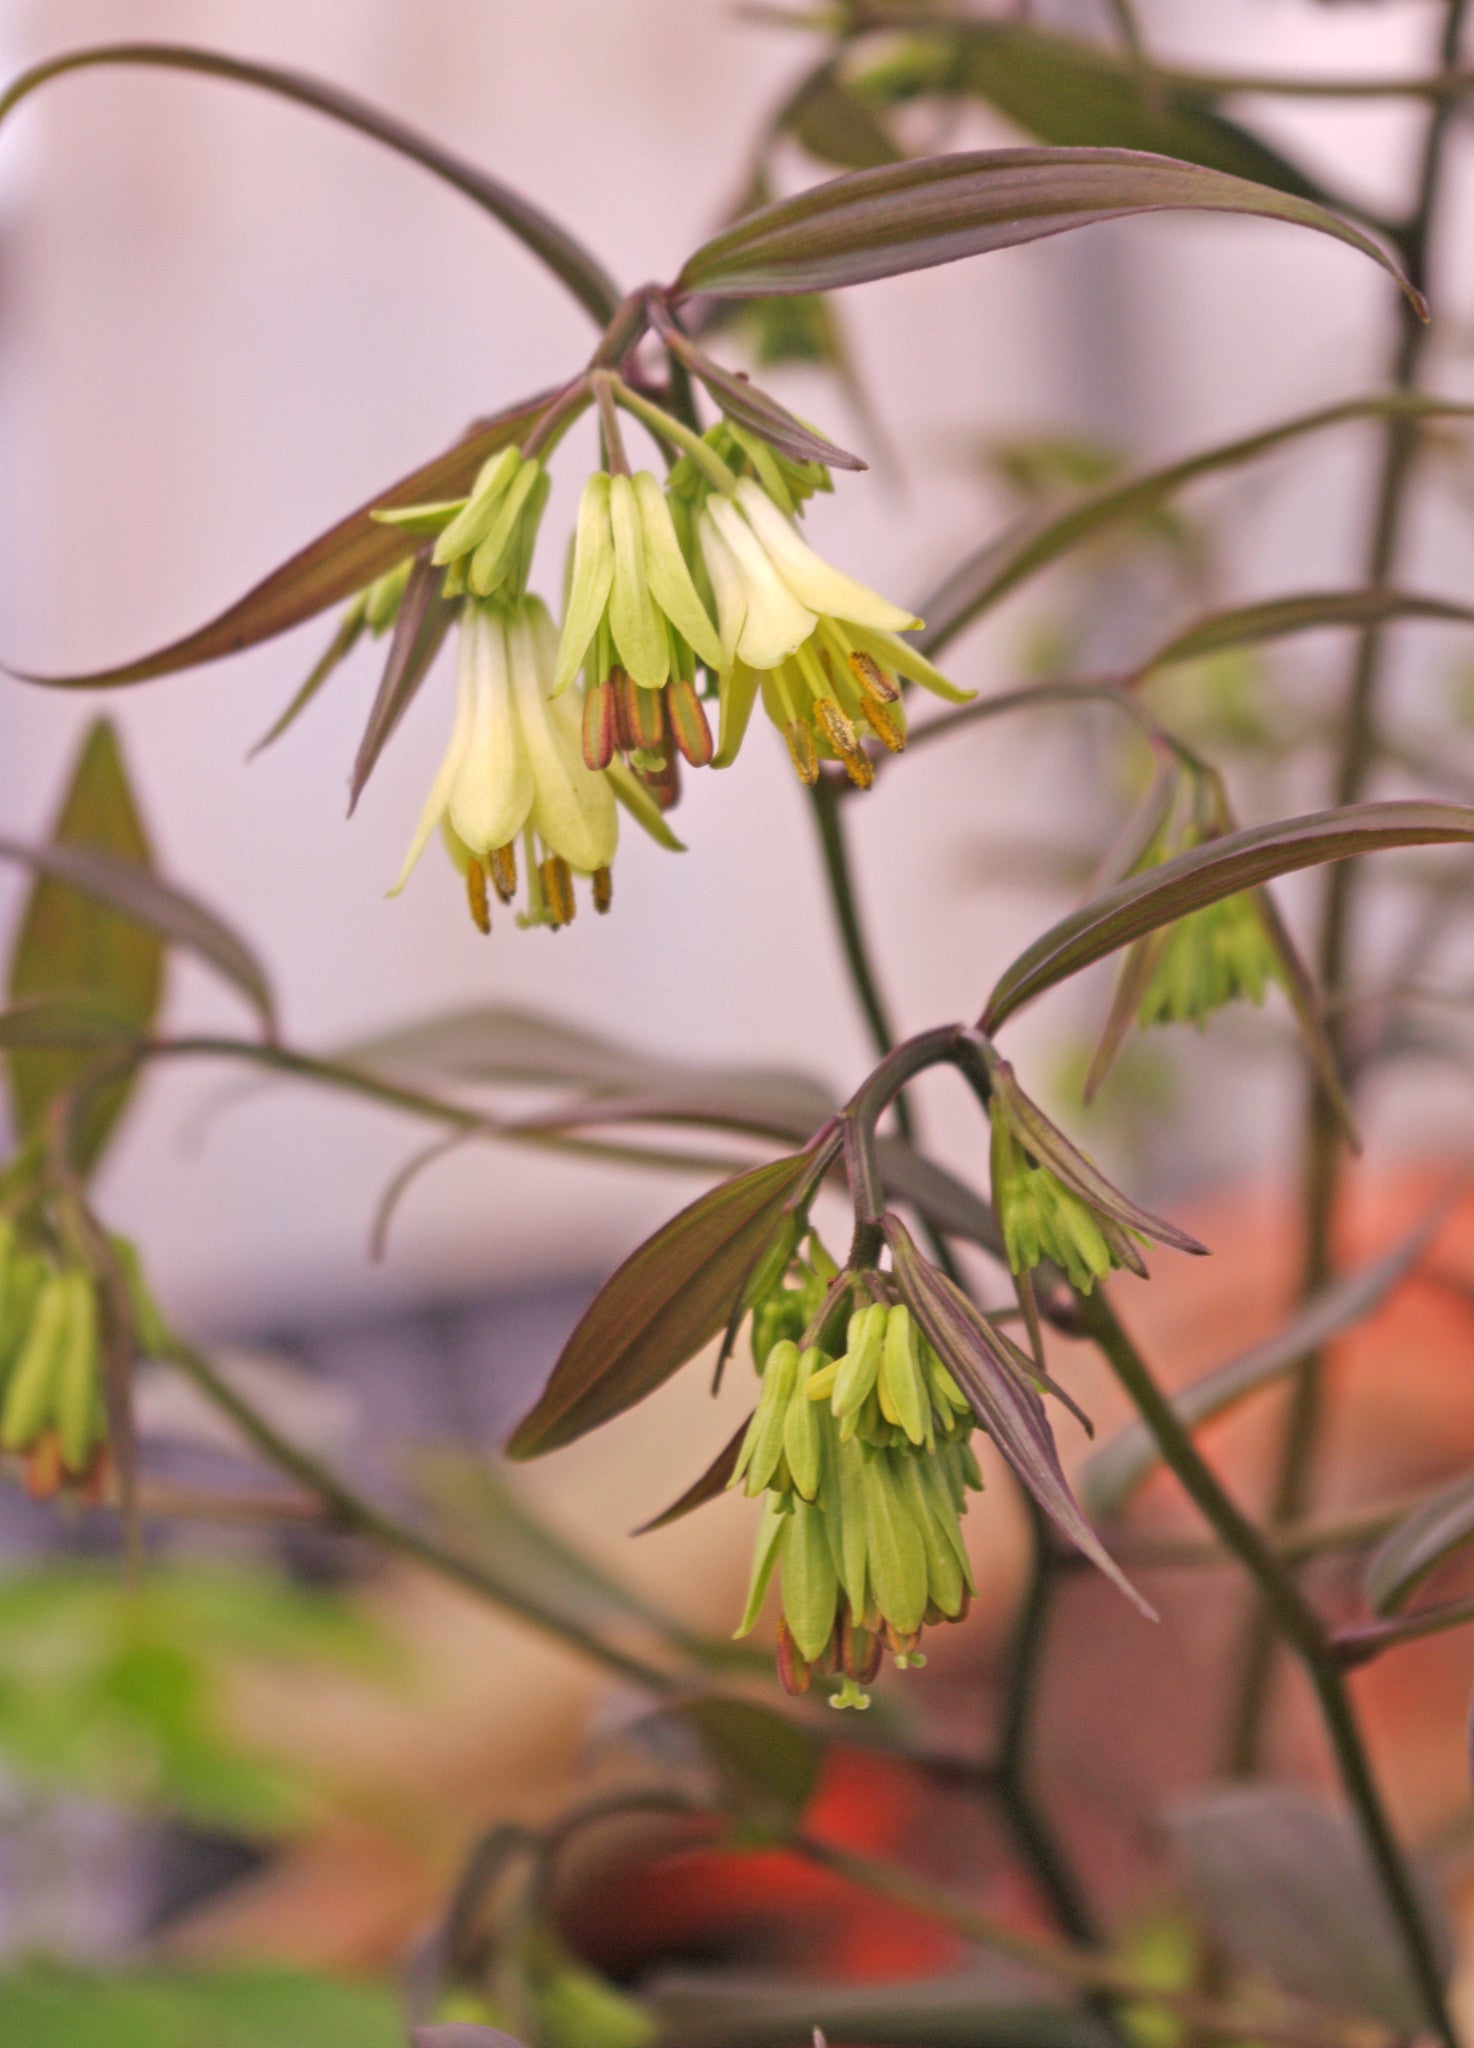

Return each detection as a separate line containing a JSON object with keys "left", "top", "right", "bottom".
{"left": 1078, "top": 1291, "right": 1458, "bottom": 2048}
{"left": 809, "top": 772, "right": 916, "bottom": 1145}
{"left": 163, "top": 1337, "right": 680, "bottom": 1695}
{"left": 1228, "top": 0, "right": 1470, "bottom": 1777}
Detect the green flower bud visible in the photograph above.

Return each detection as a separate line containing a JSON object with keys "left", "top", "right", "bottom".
{"left": 780, "top": 1496, "right": 840, "bottom": 1662}
{"left": 879, "top": 1305, "right": 929, "bottom": 1446}
{"left": 734, "top": 1491, "right": 788, "bottom": 1639}
{"left": 538, "top": 1965, "right": 656, "bottom": 2048}
{"left": 1, "top": 1273, "right": 69, "bottom": 1454}
{"left": 783, "top": 1347, "right": 827, "bottom": 1501}
{"left": 742, "top": 1339, "right": 800, "bottom": 1496}
{"left": 833, "top": 1432, "right": 871, "bottom": 1621}
{"left": 1137, "top": 891, "right": 1280, "bottom": 1030}
{"left": 832, "top": 1302, "right": 886, "bottom": 1419}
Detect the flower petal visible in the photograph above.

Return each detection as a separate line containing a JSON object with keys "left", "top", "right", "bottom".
{"left": 697, "top": 509, "right": 747, "bottom": 669}
{"left": 552, "top": 472, "right": 615, "bottom": 695}
{"left": 447, "top": 605, "right": 534, "bottom": 855}
{"left": 633, "top": 471, "right": 723, "bottom": 672}
{"left": 510, "top": 604, "right": 618, "bottom": 872}
{"left": 432, "top": 445, "right": 521, "bottom": 564}
{"left": 714, "top": 661, "right": 761, "bottom": 768}
{"left": 848, "top": 623, "right": 974, "bottom": 703}
{"left": 607, "top": 473, "right": 669, "bottom": 690}
{"left": 707, "top": 495, "right": 815, "bottom": 671}
{"left": 735, "top": 477, "right": 918, "bottom": 634}
{"left": 389, "top": 613, "right": 478, "bottom": 894}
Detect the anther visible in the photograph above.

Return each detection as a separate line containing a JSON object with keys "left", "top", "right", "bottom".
{"left": 784, "top": 720, "right": 819, "bottom": 786}
{"left": 541, "top": 855, "right": 576, "bottom": 928}
{"left": 592, "top": 866, "right": 613, "bottom": 915}
{"left": 465, "top": 859, "right": 491, "bottom": 935}
{"left": 848, "top": 649, "right": 899, "bottom": 702}
{"left": 665, "top": 676, "right": 714, "bottom": 767}
{"left": 488, "top": 841, "right": 518, "bottom": 905}
{"left": 582, "top": 678, "right": 616, "bottom": 771}
{"left": 622, "top": 674, "right": 666, "bottom": 753}
{"left": 611, "top": 667, "right": 640, "bottom": 753}
{"left": 25, "top": 1431, "right": 62, "bottom": 1502}
{"left": 814, "top": 697, "right": 875, "bottom": 791}
{"left": 862, "top": 697, "right": 906, "bottom": 754}
{"left": 776, "top": 1619, "right": 813, "bottom": 1696}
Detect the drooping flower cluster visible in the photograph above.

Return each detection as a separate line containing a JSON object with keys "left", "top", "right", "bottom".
{"left": 1135, "top": 883, "right": 1282, "bottom": 1028}
{"left": 732, "top": 1240, "right": 981, "bottom": 1709}
{"left": 0, "top": 1219, "right": 107, "bottom": 1500}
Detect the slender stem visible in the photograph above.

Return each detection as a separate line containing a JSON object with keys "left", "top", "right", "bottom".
{"left": 163, "top": 1336, "right": 679, "bottom": 1695}
{"left": 809, "top": 772, "right": 916, "bottom": 1144}
{"left": 788, "top": 1834, "right": 1379, "bottom": 2048}
{"left": 1229, "top": 0, "right": 1471, "bottom": 1776}
{"left": 1079, "top": 1291, "right": 1458, "bottom": 2048}
{"left": 1336, "top": 1593, "right": 1474, "bottom": 1666}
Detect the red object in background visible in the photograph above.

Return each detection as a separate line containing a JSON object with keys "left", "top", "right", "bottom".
{"left": 570, "top": 1746, "right": 967, "bottom": 1982}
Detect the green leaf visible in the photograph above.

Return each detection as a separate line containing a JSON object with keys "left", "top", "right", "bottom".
{"left": 779, "top": 61, "right": 904, "bottom": 172}
{"left": 1137, "top": 588, "right": 1474, "bottom": 676}
{"left": 347, "top": 557, "right": 458, "bottom": 813}
{"left": 1168, "top": 1788, "right": 1454, "bottom": 2032}
{"left": 675, "top": 1695, "right": 823, "bottom": 1814}
{"left": 6, "top": 723, "right": 163, "bottom": 1172}
{"left": 1082, "top": 1202, "right": 1448, "bottom": 1518}
{"left": 884, "top": 1212, "right": 1152, "bottom": 1618}
{"left": 920, "top": 394, "right": 1474, "bottom": 660}
{"left": 910, "top": 23, "right": 1330, "bottom": 202}
{"left": 0, "top": 44, "right": 619, "bottom": 323}
{"left": 675, "top": 147, "right": 1419, "bottom": 310}
{"left": 506, "top": 1147, "right": 831, "bottom": 1458}
{"left": 10, "top": 390, "right": 551, "bottom": 689}
{"left": 984, "top": 801, "right": 1474, "bottom": 1031}
{"left": 1367, "top": 1468, "right": 1474, "bottom": 1616}
{"left": 0, "top": 1965, "right": 402, "bottom": 2048}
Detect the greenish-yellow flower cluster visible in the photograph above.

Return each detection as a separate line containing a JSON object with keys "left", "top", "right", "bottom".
{"left": 0, "top": 1221, "right": 106, "bottom": 1500}
{"left": 733, "top": 1245, "right": 981, "bottom": 1709}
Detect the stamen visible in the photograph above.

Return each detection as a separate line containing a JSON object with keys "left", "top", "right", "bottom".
{"left": 592, "top": 866, "right": 613, "bottom": 915}
{"left": 582, "top": 678, "right": 616, "bottom": 771}
{"left": 639, "top": 750, "right": 682, "bottom": 812}
{"left": 862, "top": 696, "right": 906, "bottom": 753}
{"left": 665, "top": 676, "right": 714, "bottom": 767}
{"left": 465, "top": 858, "right": 491, "bottom": 934}
{"left": 840, "top": 1609, "right": 883, "bottom": 1684}
{"left": 488, "top": 841, "right": 518, "bottom": 904}
{"left": 622, "top": 675, "right": 666, "bottom": 753}
{"left": 610, "top": 666, "right": 640, "bottom": 753}
{"left": 776, "top": 1619, "right": 812, "bottom": 1696}
{"left": 849, "top": 648, "right": 899, "bottom": 702}
{"left": 784, "top": 720, "right": 819, "bottom": 785}
{"left": 813, "top": 697, "right": 875, "bottom": 789}
{"left": 541, "top": 855, "right": 576, "bottom": 928}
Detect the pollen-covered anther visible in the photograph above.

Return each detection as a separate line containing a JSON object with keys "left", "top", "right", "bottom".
{"left": 861, "top": 696, "right": 906, "bottom": 754}
{"left": 540, "top": 855, "right": 576, "bottom": 928}
{"left": 465, "top": 859, "right": 491, "bottom": 935}
{"left": 665, "top": 676, "right": 714, "bottom": 767}
{"left": 784, "top": 720, "right": 819, "bottom": 785}
{"left": 848, "top": 649, "right": 899, "bottom": 703}
{"left": 488, "top": 841, "right": 518, "bottom": 906}
{"left": 592, "top": 866, "right": 613, "bottom": 915}
{"left": 582, "top": 679, "right": 616, "bottom": 771}
{"left": 776, "top": 1618, "right": 813, "bottom": 1696}
{"left": 813, "top": 698, "right": 875, "bottom": 789}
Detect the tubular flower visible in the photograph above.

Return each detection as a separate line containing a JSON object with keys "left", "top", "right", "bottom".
{"left": 665, "top": 427, "right": 972, "bottom": 786}
{"left": 377, "top": 445, "right": 552, "bottom": 602}
{"left": 734, "top": 1242, "right": 980, "bottom": 1710}
{"left": 554, "top": 471, "right": 725, "bottom": 815}
{"left": 393, "top": 594, "right": 618, "bottom": 933}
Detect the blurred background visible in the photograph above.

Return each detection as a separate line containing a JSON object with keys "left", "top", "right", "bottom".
{"left": 2, "top": 0, "right": 1474, "bottom": 2040}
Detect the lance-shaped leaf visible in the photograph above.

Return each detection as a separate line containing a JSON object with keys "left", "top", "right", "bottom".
{"left": 1168, "top": 1788, "right": 1454, "bottom": 2033}
{"left": 347, "top": 557, "right": 458, "bottom": 813}
{"left": 0, "top": 833, "right": 274, "bottom": 1036}
{"left": 0, "top": 44, "right": 619, "bottom": 324}
{"left": 675, "top": 147, "right": 1420, "bottom": 310}
{"left": 984, "top": 801, "right": 1474, "bottom": 1031}
{"left": 1083, "top": 1201, "right": 1448, "bottom": 1518}
{"left": 1367, "top": 1467, "right": 1474, "bottom": 1616}
{"left": 1134, "top": 587, "right": 1474, "bottom": 678}
{"left": 991, "top": 1060, "right": 1207, "bottom": 1259}
{"left": 506, "top": 1146, "right": 833, "bottom": 1458}
{"left": 633, "top": 1417, "right": 751, "bottom": 1535}
{"left": 0, "top": 996, "right": 148, "bottom": 1053}
{"left": 920, "top": 394, "right": 1474, "bottom": 659}
{"left": 908, "top": 22, "right": 1330, "bottom": 202}
{"left": 247, "top": 603, "right": 366, "bottom": 759}
{"left": 6, "top": 724, "right": 164, "bottom": 1173}
{"left": 884, "top": 1212, "right": 1153, "bottom": 1617}
{"left": 10, "top": 391, "right": 552, "bottom": 690}
{"left": 655, "top": 315, "right": 866, "bottom": 472}
{"left": 777, "top": 60, "right": 903, "bottom": 172}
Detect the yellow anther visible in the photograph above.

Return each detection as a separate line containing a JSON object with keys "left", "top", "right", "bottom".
{"left": 488, "top": 841, "right": 518, "bottom": 905}
{"left": 593, "top": 865, "right": 613, "bottom": 915}
{"left": 541, "top": 855, "right": 576, "bottom": 928}
{"left": 862, "top": 696, "right": 906, "bottom": 753}
{"left": 848, "top": 648, "right": 899, "bottom": 702}
{"left": 465, "top": 858, "right": 491, "bottom": 935}
{"left": 784, "top": 720, "right": 819, "bottom": 785}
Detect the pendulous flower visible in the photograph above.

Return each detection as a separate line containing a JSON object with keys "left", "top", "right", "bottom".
{"left": 393, "top": 594, "right": 618, "bottom": 933}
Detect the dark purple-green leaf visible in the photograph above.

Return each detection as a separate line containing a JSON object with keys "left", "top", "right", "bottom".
{"left": 778, "top": 61, "right": 904, "bottom": 173}
{"left": 884, "top": 1213, "right": 1152, "bottom": 1617}
{"left": 984, "top": 802, "right": 1474, "bottom": 1031}
{"left": 658, "top": 320, "right": 866, "bottom": 471}
{"left": 348, "top": 557, "right": 457, "bottom": 813}
{"left": 676, "top": 1695, "right": 823, "bottom": 1814}
{"left": 0, "top": 44, "right": 619, "bottom": 324}
{"left": 11, "top": 392, "right": 551, "bottom": 690}
{"left": 506, "top": 1148, "right": 830, "bottom": 1458}
{"left": 6, "top": 723, "right": 164, "bottom": 1172}
{"left": 675, "top": 148, "right": 1419, "bottom": 310}
{"left": 1367, "top": 1468, "right": 1474, "bottom": 1616}
{"left": 1137, "top": 588, "right": 1474, "bottom": 677}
